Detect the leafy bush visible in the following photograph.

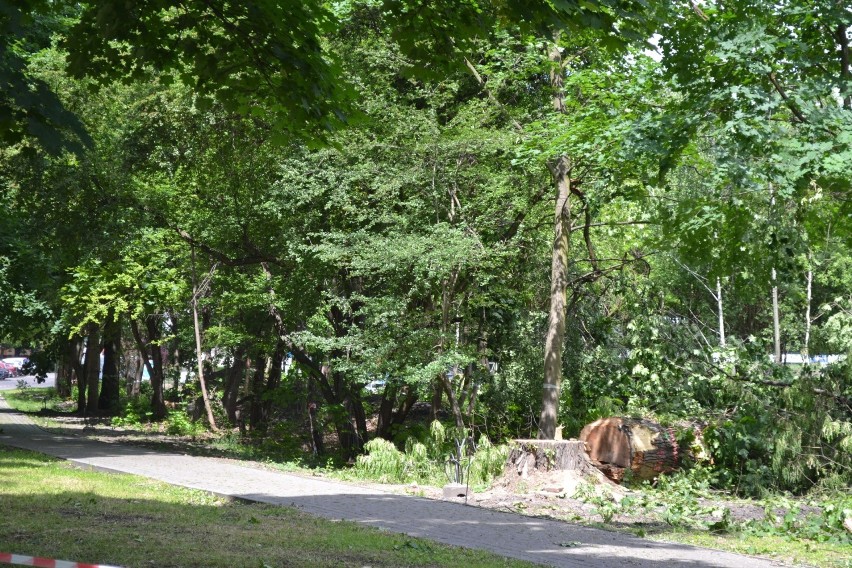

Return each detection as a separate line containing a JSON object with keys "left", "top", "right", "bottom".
{"left": 355, "top": 421, "right": 509, "bottom": 488}
{"left": 165, "top": 410, "right": 204, "bottom": 436}
{"left": 111, "top": 397, "right": 154, "bottom": 427}
{"left": 466, "top": 436, "right": 510, "bottom": 487}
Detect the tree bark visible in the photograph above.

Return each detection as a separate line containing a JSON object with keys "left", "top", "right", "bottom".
{"left": 837, "top": 23, "right": 851, "bottom": 109}
{"left": 147, "top": 317, "right": 168, "bottom": 420}
{"left": 540, "top": 157, "right": 572, "bottom": 439}
{"left": 98, "top": 316, "right": 121, "bottom": 412}
{"left": 248, "top": 354, "right": 268, "bottom": 430}
{"left": 376, "top": 385, "right": 418, "bottom": 440}
{"left": 82, "top": 322, "right": 101, "bottom": 415}
{"left": 804, "top": 267, "right": 812, "bottom": 358}
{"left": 259, "top": 340, "right": 286, "bottom": 430}
{"left": 539, "top": 35, "right": 572, "bottom": 440}
{"left": 772, "top": 266, "right": 781, "bottom": 363}
{"left": 56, "top": 336, "right": 79, "bottom": 398}
{"left": 580, "top": 417, "right": 680, "bottom": 482}
{"left": 716, "top": 276, "right": 726, "bottom": 347}
{"left": 191, "top": 247, "right": 218, "bottom": 432}
{"left": 128, "top": 353, "right": 143, "bottom": 397}
{"left": 507, "top": 440, "right": 594, "bottom": 473}
{"left": 131, "top": 317, "right": 167, "bottom": 420}
{"left": 222, "top": 345, "right": 246, "bottom": 424}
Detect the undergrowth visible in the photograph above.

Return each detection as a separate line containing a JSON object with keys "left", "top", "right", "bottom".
{"left": 572, "top": 467, "right": 852, "bottom": 548}
{"left": 354, "top": 420, "right": 509, "bottom": 488}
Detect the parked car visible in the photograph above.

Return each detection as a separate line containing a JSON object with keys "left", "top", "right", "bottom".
{"left": 0, "top": 360, "right": 18, "bottom": 377}
{"left": 2, "top": 357, "right": 27, "bottom": 375}
{"left": 0, "top": 366, "right": 9, "bottom": 380}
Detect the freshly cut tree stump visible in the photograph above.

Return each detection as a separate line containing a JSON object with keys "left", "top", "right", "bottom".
{"left": 506, "top": 440, "right": 600, "bottom": 478}
{"left": 500, "top": 439, "right": 620, "bottom": 496}
{"left": 579, "top": 417, "right": 679, "bottom": 482}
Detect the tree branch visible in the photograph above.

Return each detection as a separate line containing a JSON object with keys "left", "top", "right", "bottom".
{"left": 767, "top": 72, "right": 808, "bottom": 124}
{"left": 463, "top": 57, "right": 524, "bottom": 132}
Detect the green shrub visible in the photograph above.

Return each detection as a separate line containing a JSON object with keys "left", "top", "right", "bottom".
{"left": 165, "top": 410, "right": 203, "bottom": 436}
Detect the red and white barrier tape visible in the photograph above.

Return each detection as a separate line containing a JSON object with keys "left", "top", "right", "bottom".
{"left": 0, "top": 553, "right": 121, "bottom": 568}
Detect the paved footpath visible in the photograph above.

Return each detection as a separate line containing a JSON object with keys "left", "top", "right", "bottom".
{"left": 0, "top": 397, "right": 793, "bottom": 568}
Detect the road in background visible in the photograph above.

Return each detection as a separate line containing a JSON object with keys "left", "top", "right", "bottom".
{"left": 0, "top": 372, "right": 56, "bottom": 391}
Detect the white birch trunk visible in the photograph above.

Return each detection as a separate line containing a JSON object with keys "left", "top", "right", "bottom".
{"left": 803, "top": 268, "right": 812, "bottom": 358}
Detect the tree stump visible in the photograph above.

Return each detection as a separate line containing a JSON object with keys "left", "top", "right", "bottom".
{"left": 506, "top": 440, "right": 597, "bottom": 478}
{"left": 579, "top": 417, "right": 679, "bottom": 482}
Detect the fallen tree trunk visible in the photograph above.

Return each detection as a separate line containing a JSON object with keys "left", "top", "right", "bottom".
{"left": 579, "top": 417, "right": 679, "bottom": 482}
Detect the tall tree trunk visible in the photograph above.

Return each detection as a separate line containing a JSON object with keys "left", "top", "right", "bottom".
{"left": 716, "top": 276, "right": 726, "bottom": 347}
{"left": 837, "top": 23, "right": 851, "bottom": 110}
{"left": 146, "top": 317, "right": 168, "bottom": 420}
{"left": 249, "top": 354, "right": 268, "bottom": 430}
{"left": 540, "top": 157, "right": 572, "bottom": 439}
{"left": 435, "top": 269, "right": 460, "bottom": 425}
{"left": 129, "top": 353, "right": 143, "bottom": 397}
{"left": 803, "top": 266, "right": 812, "bottom": 358}
{"left": 191, "top": 247, "right": 218, "bottom": 432}
{"left": 56, "top": 336, "right": 79, "bottom": 398}
{"left": 260, "top": 341, "right": 286, "bottom": 428}
{"left": 539, "top": 35, "right": 571, "bottom": 440}
{"left": 769, "top": 185, "right": 782, "bottom": 364}
{"left": 441, "top": 374, "right": 467, "bottom": 431}
{"left": 131, "top": 317, "right": 167, "bottom": 420}
{"left": 430, "top": 382, "right": 443, "bottom": 421}
{"left": 98, "top": 316, "right": 121, "bottom": 412}
{"left": 222, "top": 345, "right": 246, "bottom": 424}
{"left": 82, "top": 322, "right": 101, "bottom": 416}
{"left": 772, "top": 266, "right": 782, "bottom": 364}
{"left": 375, "top": 385, "right": 418, "bottom": 440}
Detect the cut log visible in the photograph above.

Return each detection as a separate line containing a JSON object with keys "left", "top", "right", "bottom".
{"left": 579, "top": 417, "right": 679, "bottom": 482}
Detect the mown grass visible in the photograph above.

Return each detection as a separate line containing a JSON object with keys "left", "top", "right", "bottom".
{"left": 2, "top": 386, "right": 61, "bottom": 413}
{"left": 650, "top": 529, "right": 852, "bottom": 568}
{"left": 0, "top": 446, "right": 535, "bottom": 568}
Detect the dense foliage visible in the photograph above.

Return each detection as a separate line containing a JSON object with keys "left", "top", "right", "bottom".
{"left": 1, "top": 0, "right": 850, "bottom": 500}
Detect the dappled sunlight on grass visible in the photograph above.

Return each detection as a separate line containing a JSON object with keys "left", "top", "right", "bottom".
{"left": 0, "top": 446, "right": 534, "bottom": 568}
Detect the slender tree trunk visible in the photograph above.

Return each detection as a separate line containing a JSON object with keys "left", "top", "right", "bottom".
{"left": 128, "top": 353, "right": 143, "bottom": 397}
{"left": 441, "top": 375, "right": 467, "bottom": 431}
{"left": 98, "top": 316, "right": 121, "bottom": 412}
{"left": 769, "top": 184, "right": 782, "bottom": 364}
{"left": 539, "top": 35, "right": 571, "bottom": 440}
{"left": 716, "top": 276, "right": 726, "bottom": 347}
{"left": 56, "top": 337, "right": 78, "bottom": 398}
{"left": 191, "top": 247, "right": 218, "bottom": 431}
{"left": 375, "top": 385, "right": 418, "bottom": 440}
{"left": 260, "top": 341, "right": 286, "bottom": 429}
{"left": 772, "top": 266, "right": 782, "bottom": 364}
{"left": 803, "top": 267, "right": 812, "bottom": 358}
{"left": 249, "top": 354, "right": 267, "bottom": 430}
{"left": 837, "top": 23, "right": 851, "bottom": 110}
{"left": 131, "top": 317, "right": 167, "bottom": 419}
{"left": 223, "top": 345, "right": 246, "bottom": 424}
{"left": 540, "top": 158, "right": 572, "bottom": 439}
{"left": 430, "top": 382, "right": 443, "bottom": 421}
{"left": 82, "top": 322, "right": 101, "bottom": 416}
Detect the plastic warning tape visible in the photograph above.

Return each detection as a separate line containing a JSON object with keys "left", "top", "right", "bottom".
{"left": 0, "top": 553, "right": 122, "bottom": 568}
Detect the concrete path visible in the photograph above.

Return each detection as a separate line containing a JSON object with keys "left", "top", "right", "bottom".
{"left": 0, "top": 397, "right": 792, "bottom": 568}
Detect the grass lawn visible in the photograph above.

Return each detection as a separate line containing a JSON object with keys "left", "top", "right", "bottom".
{"left": 0, "top": 446, "right": 535, "bottom": 568}
{"left": 653, "top": 530, "right": 852, "bottom": 568}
